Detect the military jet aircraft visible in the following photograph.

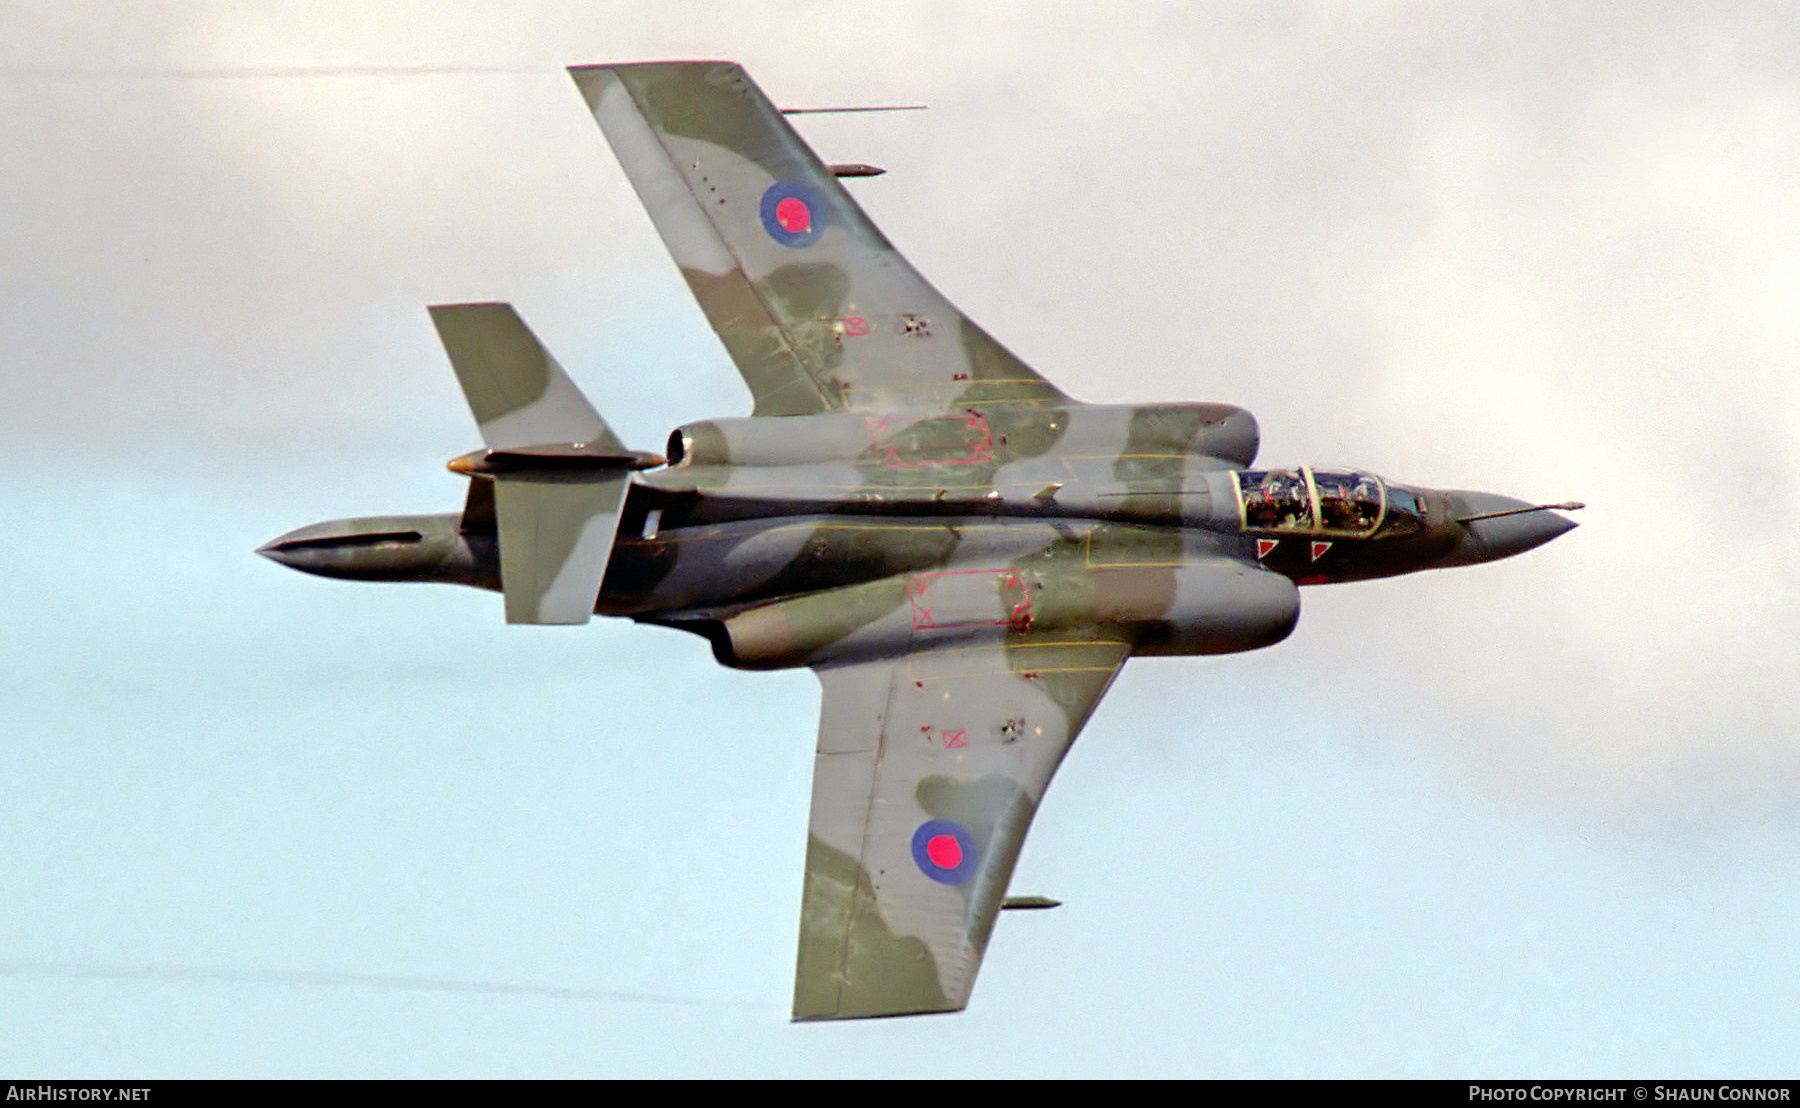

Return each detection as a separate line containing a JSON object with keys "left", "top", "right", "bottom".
{"left": 260, "top": 62, "right": 1579, "bottom": 1021}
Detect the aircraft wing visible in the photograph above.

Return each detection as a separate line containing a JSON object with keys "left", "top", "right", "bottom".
{"left": 569, "top": 62, "right": 1070, "bottom": 417}
{"left": 796, "top": 630, "right": 1131, "bottom": 1020}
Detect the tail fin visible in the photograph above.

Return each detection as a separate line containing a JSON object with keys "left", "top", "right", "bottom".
{"left": 483, "top": 477, "right": 630, "bottom": 625}
{"left": 428, "top": 303, "right": 632, "bottom": 625}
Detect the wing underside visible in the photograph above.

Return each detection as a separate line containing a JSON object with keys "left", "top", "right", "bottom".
{"left": 569, "top": 62, "right": 1069, "bottom": 417}
{"left": 796, "top": 631, "right": 1131, "bottom": 1020}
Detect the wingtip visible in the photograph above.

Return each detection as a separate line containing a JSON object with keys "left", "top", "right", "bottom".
{"left": 790, "top": 1003, "right": 967, "bottom": 1023}
{"left": 427, "top": 300, "right": 509, "bottom": 314}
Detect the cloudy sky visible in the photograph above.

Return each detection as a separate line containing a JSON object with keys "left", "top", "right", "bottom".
{"left": 2, "top": 0, "right": 1797, "bottom": 1077}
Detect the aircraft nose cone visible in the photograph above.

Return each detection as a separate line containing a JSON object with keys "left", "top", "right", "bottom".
{"left": 1440, "top": 492, "right": 1579, "bottom": 566}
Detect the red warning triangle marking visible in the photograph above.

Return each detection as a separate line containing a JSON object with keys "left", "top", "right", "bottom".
{"left": 1256, "top": 539, "right": 1278, "bottom": 559}
{"left": 1310, "top": 541, "right": 1332, "bottom": 562}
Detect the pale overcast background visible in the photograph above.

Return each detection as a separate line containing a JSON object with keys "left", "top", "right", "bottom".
{"left": 2, "top": 0, "right": 1798, "bottom": 1077}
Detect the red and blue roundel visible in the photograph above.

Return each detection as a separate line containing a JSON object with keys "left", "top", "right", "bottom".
{"left": 911, "top": 820, "right": 978, "bottom": 885}
{"left": 760, "top": 181, "right": 826, "bottom": 247}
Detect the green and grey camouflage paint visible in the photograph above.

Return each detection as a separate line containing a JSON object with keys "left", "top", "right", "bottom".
{"left": 259, "top": 61, "right": 1578, "bottom": 1021}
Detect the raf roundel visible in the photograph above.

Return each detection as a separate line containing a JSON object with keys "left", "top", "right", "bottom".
{"left": 911, "top": 820, "right": 978, "bottom": 885}
{"left": 760, "top": 181, "right": 827, "bottom": 248}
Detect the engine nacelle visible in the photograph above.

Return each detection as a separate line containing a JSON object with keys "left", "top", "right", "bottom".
{"left": 713, "top": 574, "right": 914, "bottom": 670}
{"left": 1097, "top": 560, "right": 1299, "bottom": 656}
{"left": 1059, "top": 402, "right": 1259, "bottom": 469}
{"left": 711, "top": 557, "right": 1297, "bottom": 670}
{"left": 667, "top": 402, "right": 1258, "bottom": 471}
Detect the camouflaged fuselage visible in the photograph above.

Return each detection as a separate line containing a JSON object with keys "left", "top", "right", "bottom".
{"left": 273, "top": 416, "right": 1531, "bottom": 668}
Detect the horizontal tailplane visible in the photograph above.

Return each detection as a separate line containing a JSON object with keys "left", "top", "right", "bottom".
{"left": 428, "top": 302, "right": 640, "bottom": 625}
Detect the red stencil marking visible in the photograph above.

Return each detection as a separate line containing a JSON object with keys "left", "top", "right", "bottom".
{"left": 906, "top": 570, "right": 1032, "bottom": 631}
{"left": 942, "top": 730, "right": 968, "bottom": 749}
{"left": 963, "top": 412, "right": 995, "bottom": 463}
{"left": 863, "top": 413, "right": 995, "bottom": 468}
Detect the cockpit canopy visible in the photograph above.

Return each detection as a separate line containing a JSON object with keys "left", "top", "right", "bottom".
{"left": 1235, "top": 468, "right": 1425, "bottom": 538}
